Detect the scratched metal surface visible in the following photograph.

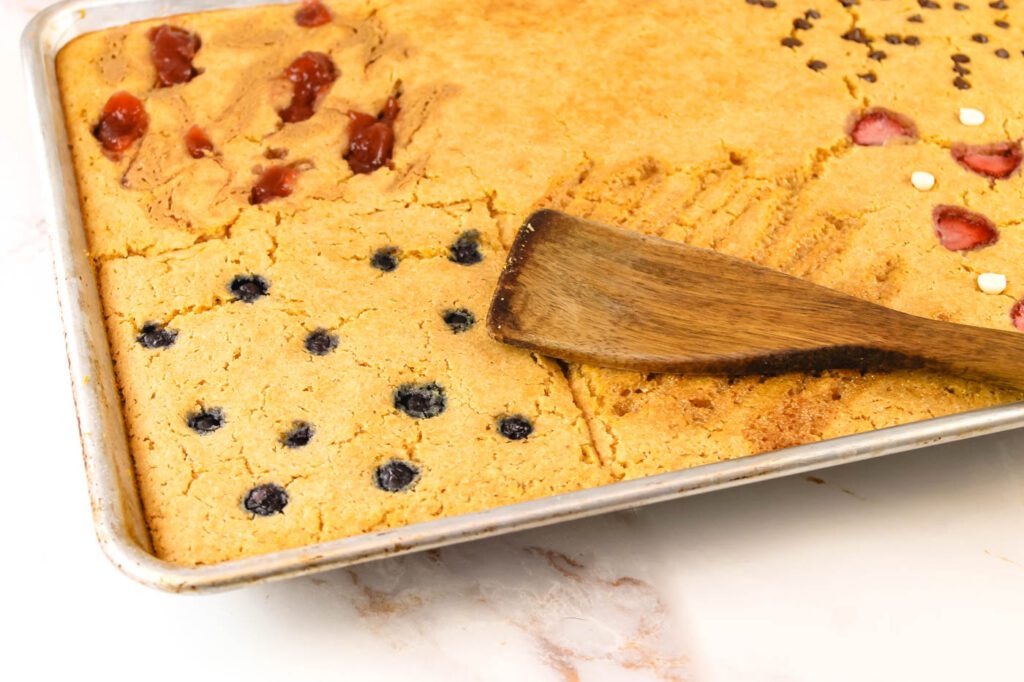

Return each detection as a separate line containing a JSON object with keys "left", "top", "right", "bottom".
{"left": 22, "top": 0, "right": 1024, "bottom": 593}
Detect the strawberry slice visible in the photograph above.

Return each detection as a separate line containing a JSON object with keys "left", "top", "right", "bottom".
{"left": 249, "top": 163, "right": 301, "bottom": 205}
{"left": 184, "top": 125, "right": 214, "bottom": 158}
{"left": 295, "top": 0, "right": 332, "bottom": 27}
{"left": 932, "top": 205, "right": 998, "bottom": 252}
{"left": 93, "top": 91, "right": 148, "bottom": 159}
{"left": 1011, "top": 300, "right": 1024, "bottom": 331}
{"left": 849, "top": 108, "right": 917, "bottom": 146}
{"left": 951, "top": 141, "right": 1022, "bottom": 179}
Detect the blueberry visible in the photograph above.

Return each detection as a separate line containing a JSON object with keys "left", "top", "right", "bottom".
{"left": 442, "top": 308, "right": 476, "bottom": 333}
{"left": 370, "top": 246, "right": 400, "bottom": 272}
{"left": 393, "top": 382, "right": 447, "bottom": 419}
{"left": 244, "top": 483, "right": 289, "bottom": 516}
{"left": 186, "top": 407, "right": 225, "bottom": 434}
{"left": 281, "top": 421, "right": 314, "bottom": 448}
{"left": 229, "top": 274, "right": 270, "bottom": 303}
{"left": 448, "top": 230, "right": 483, "bottom": 265}
{"left": 498, "top": 415, "right": 533, "bottom": 440}
{"left": 374, "top": 460, "right": 419, "bottom": 492}
{"left": 136, "top": 322, "right": 178, "bottom": 349}
{"left": 304, "top": 328, "right": 339, "bottom": 356}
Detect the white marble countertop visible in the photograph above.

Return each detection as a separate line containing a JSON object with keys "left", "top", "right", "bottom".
{"left": 4, "top": 2, "right": 1024, "bottom": 680}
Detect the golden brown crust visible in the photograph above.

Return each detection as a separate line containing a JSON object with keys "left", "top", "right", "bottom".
{"left": 58, "top": 0, "right": 1024, "bottom": 563}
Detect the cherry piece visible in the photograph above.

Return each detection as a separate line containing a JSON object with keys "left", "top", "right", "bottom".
{"left": 951, "top": 141, "right": 1023, "bottom": 179}
{"left": 249, "top": 164, "right": 301, "bottom": 205}
{"left": 279, "top": 52, "right": 338, "bottom": 124}
{"left": 92, "top": 91, "right": 148, "bottom": 159}
{"left": 148, "top": 24, "right": 201, "bottom": 87}
{"left": 345, "top": 96, "right": 400, "bottom": 174}
{"left": 184, "top": 125, "right": 214, "bottom": 158}
{"left": 1010, "top": 299, "right": 1024, "bottom": 331}
{"left": 295, "top": 0, "right": 332, "bottom": 27}
{"left": 932, "top": 205, "right": 999, "bottom": 252}
{"left": 849, "top": 108, "right": 917, "bottom": 146}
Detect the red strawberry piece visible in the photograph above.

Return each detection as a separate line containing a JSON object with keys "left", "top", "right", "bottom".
{"left": 148, "top": 25, "right": 202, "bottom": 87}
{"left": 92, "top": 91, "right": 148, "bottom": 159}
{"left": 250, "top": 164, "right": 301, "bottom": 204}
{"left": 1011, "top": 299, "right": 1024, "bottom": 331}
{"left": 849, "top": 108, "right": 918, "bottom": 146}
{"left": 279, "top": 52, "right": 338, "bottom": 124}
{"left": 345, "top": 96, "right": 401, "bottom": 174}
{"left": 295, "top": 0, "right": 332, "bottom": 27}
{"left": 184, "top": 125, "right": 214, "bottom": 158}
{"left": 931, "top": 205, "right": 998, "bottom": 252}
{"left": 951, "top": 141, "right": 1023, "bottom": 179}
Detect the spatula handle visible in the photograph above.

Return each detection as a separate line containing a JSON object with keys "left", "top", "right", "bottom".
{"left": 878, "top": 312, "right": 1024, "bottom": 389}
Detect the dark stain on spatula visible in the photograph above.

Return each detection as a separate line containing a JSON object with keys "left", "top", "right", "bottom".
{"left": 488, "top": 210, "right": 1024, "bottom": 388}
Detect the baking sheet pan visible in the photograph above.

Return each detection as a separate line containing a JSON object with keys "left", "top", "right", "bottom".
{"left": 23, "top": 0, "right": 1024, "bottom": 593}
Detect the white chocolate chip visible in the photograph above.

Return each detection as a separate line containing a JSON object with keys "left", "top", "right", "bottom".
{"left": 911, "top": 171, "right": 935, "bottom": 191}
{"left": 959, "top": 107, "right": 986, "bottom": 126}
{"left": 977, "top": 272, "right": 1007, "bottom": 295}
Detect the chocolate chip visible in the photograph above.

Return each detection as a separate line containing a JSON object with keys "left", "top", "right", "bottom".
{"left": 374, "top": 460, "right": 419, "bottom": 492}
{"left": 781, "top": 36, "right": 803, "bottom": 47}
{"left": 393, "top": 382, "right": 447, "bottom": 419}
{"left": 904, "top": 35, "right": 921, "bottom": 45}
{"left": 858, "top": 72, "right": 878, "bottom": 82}
{"left": 304, "top": 328, "right": 339, "bottom": 356}
{"left": 996, "top": 48, "right": 1010, "bottom": 58}
{"left": 908, "top": 13, "right": 924, "bottom": 21}
{"left": 954, "top": 76, "right": 972, "bottom": 89}
{"left": 990, "top": 0, "right": 1007, "bottom": 8}
{"left": 442, "top": 308, "right": 476, "bottom": 333}
{"left": 885, "top": 34, "right": 902, "bottom": 44}
{"left": 448, "top": 230, "right": 483, "bottom": 265}
{"left": 264, "top": 147, "right": 288, "bottom": 159}
{"left": 281, "top": 421, "right": 314, "bottom": 448}
{"left": 869, "top": 50, "right": 887, "bottom": 61}
{"left": 370, "top": 246, "right": 399, "bottom": 272}
{"left": 919, "top": 0, "right": 940, "bottom": 8}
{"left": 954, "top": 63, "right": 971, "bottom": 75}
{"left": 995, "top": 20, "right": 1010, "bottom": 28}
{"left": 761, "top": 0, "right": 777, "bottom": 5}
{"left": 952, "top": 53, "right": 971, "bottom": 63}
{"left": 973, "top": 33, "right": 990, "bottom": 43}
{"left": 807, "top": 59, "right": 828, "bottom": 71}
{"left": 839, "top": 0, "right": 858, "bottom": 6}
{"left": 793, "top": 17, "right": 813, "bottom": 29}
{"left": 805, "top": 9, "right": 821, "bottom": 19}
{"left": 954, "top": 1, "right": 970, "bottom": 8}
{"left": 842, "top": 28, "right": 870, "bottom": 43}
{"left": 229, "top": 274, "right": 270, "bottom": 303}
{"left": 498, "top": 415, "right": 534, "bottom": 441}
{"left": 137, "top": 322, "right": 178, "bottom": 349}
{"left": 187, "top": 407, "right": 225, "bottom": 434}
{"left": 244, "top": 483, "right": 288, "bottom": 516}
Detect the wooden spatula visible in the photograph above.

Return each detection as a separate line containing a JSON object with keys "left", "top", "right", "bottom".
{"left": 487, "top": 209, "right": 1024, "bottom": 388}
